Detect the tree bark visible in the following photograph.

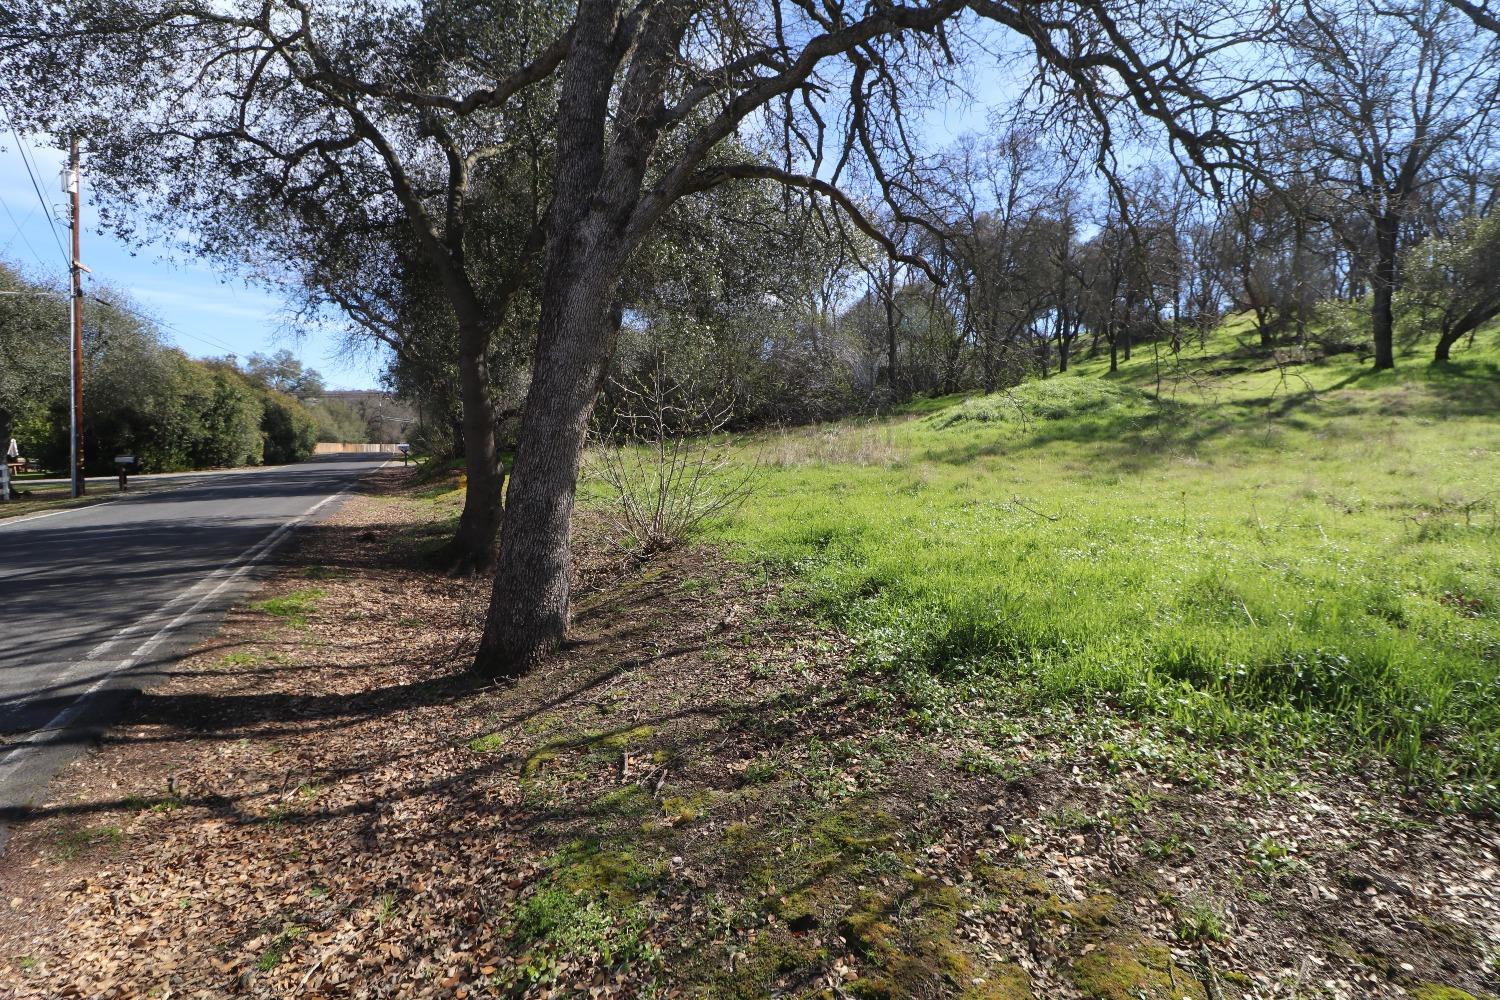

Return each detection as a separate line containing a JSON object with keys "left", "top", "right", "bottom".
{"left": 473, "top": 0, "right": 633, "bottom": 677}
{"left": 474, "top": 246, "right": 622, "bottom": 676}
{"left": 1434, "top": 307, "right": 1497, "bottom": 362}
{"left": 1371, "top": 212, "right": 1399, "bottom": 370}
{"left": 449, "top": 413, "right": 465, "bottom": 455}
{"left": 1239, "top": 205, "right": 1273, "bottom": 347}
{"left": 1292, "top": 215, "right": 1308, "bottom": 347}
{"left": 448, "top": 316, "right": 504, "bottom": 572}
{"left": 1434, "top": 324, "right": 1461, "bottom": 362}
{"left": 980, "top": 331, "right": 996, "bottom": 393}
{"left": 883, "top": 277, "right": 899, "bottom": 400}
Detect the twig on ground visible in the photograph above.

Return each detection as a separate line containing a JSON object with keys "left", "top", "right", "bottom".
{"left": 1198, "top": 942, "right": 1226, "bottom": 1000}
{"left": 1008, "top": 495, "right": 1060, "bottom": 522}
{"left": 296, "top": 953, "right": 329, "bottom": 993}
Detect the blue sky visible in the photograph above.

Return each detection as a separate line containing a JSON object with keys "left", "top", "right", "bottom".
{"left": 0, "top": 136, "right": 387, "bottom": 389}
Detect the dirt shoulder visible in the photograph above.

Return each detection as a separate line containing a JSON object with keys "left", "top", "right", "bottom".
{"left": 0, "top": 468, "right": 1495, "bottom": 999}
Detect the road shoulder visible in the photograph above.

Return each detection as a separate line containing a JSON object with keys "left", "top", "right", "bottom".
{"left": 0, "top": 460, "right": 381, "bottom": 842}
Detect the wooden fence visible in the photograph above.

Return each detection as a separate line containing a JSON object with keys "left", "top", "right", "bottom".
{"left": 313, "top": 442, "right": 397, "bottom": 454}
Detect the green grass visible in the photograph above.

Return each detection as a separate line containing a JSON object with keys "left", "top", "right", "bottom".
{"left": 695, "top": 318, "right": 1500, "bottom": 809}
{"left": 467, "top": 732, "right": 507, "bottom": 753}
{"left": 497, "top": 841, "right": 662, "bottom": 988}
{"left": 51, "top": 824, "right": 124, "bottom": 860}
{"left": 1174, "top": 899, "right": 1229, "bottom": 943}
{"left": 930, "top": 378, "right": 1149, "bottom": 427}
{"left": 255, "top": 923, "right": 306, "bottom": 972}
{"left": 215, "top": 650, "right": 264, "bottom": 671}
{"left": 251, "top": 588, "right": 327, "bottom": 627}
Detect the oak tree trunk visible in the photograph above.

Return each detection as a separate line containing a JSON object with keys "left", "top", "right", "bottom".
{"left": 474, "top": 243, "right": 622, "bottom": 676}
{"left": 1434, "top": 324, "right": 1461, "bottom": 362}
{"left": 473, "top": 0, "right": 634, "bottom": 677}
{"left": 1371, "top": 213, "right": 1398, "bottom": 370}
{"left": 884, "top": 287, "right": 899, "bottom": 400}
{"left": 448, "top": 316, "right": 505, "bottom": 573}
{"left": 1434, "top": 308, "right": 1495, "bottom": 362}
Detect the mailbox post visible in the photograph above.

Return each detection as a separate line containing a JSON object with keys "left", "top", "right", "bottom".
{"left": 114, "top": 455, "right": 135, "bottom": 491}
{"left": 398, "top": 443, "right": 411, "bottom": 466}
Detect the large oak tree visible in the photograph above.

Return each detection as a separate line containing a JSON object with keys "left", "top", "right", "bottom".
{"left": 5, "top": 0, "right": 1269, "bottom": 675}
{"left": 468, "top": 0, "right": 1268, "bottom": 674}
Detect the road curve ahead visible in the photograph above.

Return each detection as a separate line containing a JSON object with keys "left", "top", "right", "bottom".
{"left": 0, "top": 454, "right": 387, "bottom": 826}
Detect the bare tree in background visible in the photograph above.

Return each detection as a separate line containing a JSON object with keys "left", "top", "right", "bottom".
{"left": 1280, "top": 0, "right": 1500, "bottom": 369}
{"left": 938, "top": 128, "right": 1064, "bottom": 389}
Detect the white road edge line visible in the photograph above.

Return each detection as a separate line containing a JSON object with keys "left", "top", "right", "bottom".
{"left": 0, "top": 463, "right": 388, "bottom": 779}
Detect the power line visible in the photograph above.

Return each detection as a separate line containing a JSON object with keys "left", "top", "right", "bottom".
{"left": 86, "top": 285, "right": 245, "bottom": 356}
{"left": 0, "top": 193, "right": 48, "bottom": 271}
{"left": 4, "top": 131, "right": 253, "bottom": 365}
{"left": 9, "top": 129, "right": 70, "bottom": 268}
{"left": 90, "top": 291, "right": 240, "bottom": 354}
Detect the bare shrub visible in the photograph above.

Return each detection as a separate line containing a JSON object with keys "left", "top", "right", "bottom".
{"left": 585, "top": 367, "right": 757, "bottom": 553}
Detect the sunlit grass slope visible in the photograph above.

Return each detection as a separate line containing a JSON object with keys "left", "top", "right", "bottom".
{"left": 711, "top": 319, "right": 1500, "bottom": 808}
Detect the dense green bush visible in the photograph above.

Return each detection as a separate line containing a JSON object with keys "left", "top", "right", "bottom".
{"left": 3, "top": 260, "right": 328, "bottom": 473}
{"left": 260, "top": 390, "right": 319, "bottom": 464}
{"left": 78, "top": 338, "right": 208, "bottom": 471}
{"left": 188, "top": 365, "right": 265, "bottom": 468}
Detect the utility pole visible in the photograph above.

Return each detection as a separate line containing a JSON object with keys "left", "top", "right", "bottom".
{"left": 66, "top": 138, "right": 84, "bottom": 498}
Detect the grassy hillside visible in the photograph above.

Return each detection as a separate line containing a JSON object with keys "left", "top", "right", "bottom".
{"left": 712, "top": 317, "right": 1500, "bottom": 808}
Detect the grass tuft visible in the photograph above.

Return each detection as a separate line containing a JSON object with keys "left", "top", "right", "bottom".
{"left": 251, "top": 588, "right": 327, "bottom": 627}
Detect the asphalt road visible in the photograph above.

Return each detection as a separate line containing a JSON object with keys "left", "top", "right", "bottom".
{"left": 0, "top": 454, "right": 388, "bottom": 830}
